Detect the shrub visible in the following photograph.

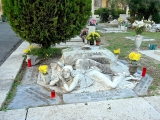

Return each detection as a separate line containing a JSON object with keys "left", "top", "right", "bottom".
{"left": 2, "top": 0, "right": 91, "bottom": 48}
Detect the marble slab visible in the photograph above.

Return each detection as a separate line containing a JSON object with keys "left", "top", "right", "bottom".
{"left": 133, "top": 74, "right": 153, "bottom": 96}
{"left": 26, "top": 97, "right": 160, "bottom": 120}
{"left": 63, "top": 89, "right": 137, "bottom": 104}
{"left": 125, "top": 36, "right": 155, "bottom": 41}
{"left": 7, "top": 84, "right": 62, "bottom": 109}
{"left": 0, "top": 109, "right": 26, "bottom": 120}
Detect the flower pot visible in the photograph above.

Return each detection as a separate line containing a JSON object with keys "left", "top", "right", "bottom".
{"left": 129, "top": 63, "right": 141, "bottom": 75}
{"left": 120, "top": 26, "right": 125, "bottom": 31}
{"left": 96, "top": 41, "right": 100, "bottom": 46}
{"left": 90, "top": 41, "right": 94, "bottom": 45}
{"left": 41, "top": 73, "right": 50, "bottom": 85}
{"left": 114, "top": 54, "right": 119, "bottom": 61}
{"left": 135, "top": 35, "right": 143, "bottom": 50}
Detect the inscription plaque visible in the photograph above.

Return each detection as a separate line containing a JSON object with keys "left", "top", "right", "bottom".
{"left": 134, "top": 74, "right": 153, "bottom": 96}
{"left": 63, "top": 89, "right": 137, "bottom": 104}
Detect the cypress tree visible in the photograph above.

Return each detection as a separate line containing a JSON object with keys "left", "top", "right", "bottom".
{"left": 2, "top": 0, "right": 91, "bottom": 48}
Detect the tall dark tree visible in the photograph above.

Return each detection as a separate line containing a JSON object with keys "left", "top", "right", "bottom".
{"left": 2, "top": 0, "right": 91, "bottom": 48}
{"left": 127, "top": 0, "right": 160, "bottom": 23}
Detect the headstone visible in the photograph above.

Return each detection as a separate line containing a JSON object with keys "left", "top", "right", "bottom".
{"left": 63, "top": 89, "right": 137, "bottom": 104}
{"left": 7, "top": 84, "right": 62, "bottom": 109}
{"left": 88, "top": 26, "right": 95, "bottom": 33}
{"left": 133, "top": 74, "right": 153, "bottom": 96}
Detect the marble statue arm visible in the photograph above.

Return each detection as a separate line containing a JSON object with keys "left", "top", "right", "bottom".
{"left": 61, "top": 75, "right": 80, "bottom": 92}
{"left": 50, "top": 76, "right": 60, "bottom": 86}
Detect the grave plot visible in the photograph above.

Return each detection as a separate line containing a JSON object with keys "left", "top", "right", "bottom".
{"left": 7, "top": 46, "right": 154, "bottom": 109}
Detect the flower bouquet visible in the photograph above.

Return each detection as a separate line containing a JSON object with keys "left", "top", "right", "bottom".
{"left": 86, "top": 32, "right": 100, "bottom": 45}
{"left": 38, "top": 65, "right": 50, "bottom": 84}
{"left": 128, "top": 52, "right": 141, "bottom": 75}
{"left": 132, "top": 20, "right": 146, "bottom": 35}
{"left": 113, "top": 48, "right": 120, "bottom": 60}
{"left": 23, "top": 45, "right": 41, "bottom": 65}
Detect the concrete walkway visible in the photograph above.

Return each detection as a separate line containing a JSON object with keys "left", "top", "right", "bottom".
{"left": 0, "top": 41, "right": 160, "bottom": 120}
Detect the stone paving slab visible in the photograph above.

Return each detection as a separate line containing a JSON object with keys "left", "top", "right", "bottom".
{"left": 21, "top": 66, "right": 39, "bottom": 85}
{"left": 7, "top": 84, "right": 62, "bottom": 109}
{"left": 0, "top": 109, "right": 26, "bottom": 120}
{"left": 144, "top": 96, "right": 160, "bottom": 113}
{"left": 26, "top": 97, "right": 160, "bottom": 120}
{"left": 125, "top": 36, "right": 155, "bottom": 41}
{"left": 0, "top": 79, "right": 14, "bottom": 109}
{"left": 139, "top": 50, "right": 160, "bottom": 62}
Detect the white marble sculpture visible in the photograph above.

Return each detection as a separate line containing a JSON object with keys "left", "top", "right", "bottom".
{"left": 38, "top": 45, "right": 142, "bottom": 93}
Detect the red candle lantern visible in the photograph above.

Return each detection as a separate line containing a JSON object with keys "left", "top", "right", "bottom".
{"left": 51, "top": 90, "right": 56, "bottom": 98}
{"left": 142, "top": 67, "right": 147, "bottom": 77}
{"left": 28, "top": 58, "right": 32, "bottom": 67}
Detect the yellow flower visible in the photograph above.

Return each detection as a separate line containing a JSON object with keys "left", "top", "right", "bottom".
{"left": 29, "top": 45, "right": 34, "bottom": 49}
{"left": 38, "top": 65, "right": 48, "bottom": 74}
{"left": 23, "top": 48, "right": 30, "bottom": 54}
{"left": 129, "top": 52, "right": 141, "bottom": 61}
{"left": 114, "top": 48, "right": 120, "bottom": 54}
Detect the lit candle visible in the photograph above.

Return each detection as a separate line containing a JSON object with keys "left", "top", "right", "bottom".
{"left": 142, "top": 67, "right": 147, "bottom": 77}
{"left": 28, "top": 58, "right": 32, "bottom": 67}
{"left": 51, "top": 90, "right": 56, "bottom": 98}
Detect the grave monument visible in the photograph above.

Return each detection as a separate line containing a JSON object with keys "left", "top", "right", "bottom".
{"left": 37, "top": 45, "right": 142, "bottom": 94}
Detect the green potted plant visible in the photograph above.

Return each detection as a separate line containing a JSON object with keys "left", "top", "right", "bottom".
{"left": 86, "top": 32, "right": 100, "bottom": 45}
{"left": 128, "top": 51, "right": 141, "bottom": 75}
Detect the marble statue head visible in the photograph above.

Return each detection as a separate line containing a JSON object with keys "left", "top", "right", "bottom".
{"left": 62, "top": 65, "right": 74, "bottom": 79}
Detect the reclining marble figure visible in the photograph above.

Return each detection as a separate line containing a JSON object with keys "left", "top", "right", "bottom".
{"left": 49, "top": 59, "right": 139, "bottom": 92}
{"left": 40, "top": 46, "right": 141, "bottom": 93}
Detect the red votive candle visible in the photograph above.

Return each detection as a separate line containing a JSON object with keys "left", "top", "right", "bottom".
{"left": 28, "top": 59, "right": 32, "bottom": 67}
{"left": 51, "top": 90, "right": 56, "bottom": 98}
{"left": 142, "top": 67, "right": 147, "bottom": 77}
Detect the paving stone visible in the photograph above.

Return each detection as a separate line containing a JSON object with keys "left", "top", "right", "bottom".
{"left": 0, "top": 109, "right": 26, "bottom": 120}
{"left": 139, "top": 50, "right": 160, "bottom": 62}
{"left": 0, "top": 79, "right": 14, "bottom": 109}
{"left": 125, "top": 36, "right": 155, "bottom": 41}
{"left": 144, "top": 96, "right": 160, "bottom": 113}
{"left": 133, "top": 74, "right": 153, "bottom": 96}
{"left": 7, "top": 84, "right": 62, "bottom": 109}
{"left": 63, "top": 89, "right": 137, "bottom": 104}
{"left": 26, "top": 97, "right": 160, "bottom": 120}
{"left": 21, "top": 66, "right": 39, "bottom": 85}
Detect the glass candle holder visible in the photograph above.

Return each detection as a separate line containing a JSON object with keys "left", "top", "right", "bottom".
{"left": 51, "top": 90, "right": 56, "bottom": 98}
{"left": 142, "top": 67, "right": 147, "bottom": 77}
{"left": 28, "top": 59, "right": 31, "bottom": 67}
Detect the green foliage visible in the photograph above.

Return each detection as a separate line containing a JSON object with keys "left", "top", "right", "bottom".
{"left": 127, "top": 0, "right": 160, "bottom": 23}
{"left": 111, "top": 9, "right": 125, "bottom": 19}
{"left": 24, "top": 47, "right": 63, "bottom": 59}
{"left": 2, "top": 0, "right": 92, "bottom": 48}
{"left": 99, "top": 8, "right": 110, "bottom": 22}
{"left": 95, "top": 7, "right": 125, "bottom": 22}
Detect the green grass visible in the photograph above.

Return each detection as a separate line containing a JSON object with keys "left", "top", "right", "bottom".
{"left": 99, "top": 28, "right": 160, "bottom": 96}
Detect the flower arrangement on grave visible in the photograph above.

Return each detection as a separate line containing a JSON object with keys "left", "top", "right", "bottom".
{"left": 128, "top": 51, "right": 141, "bottom": 75}
{"left": 113, "top": 48, "right": 120, "bottom": 60}
{"left": 113, "top": 48, "right": 120, "bottom": 55}
{"left": 23, "top": 45, "right": 35, "bottom": 58}
{"left": 38, "top": 65, "right": 50, "bottom": 84}
{"left": 118, "top": 18, "right": 125, "bottom": 26}
{"left": 128, "top": 51, "right": 141, "bottom": 65}
{"left": 86, "top": 32, "right": 100, "bottom": 42}
{"left": 38, "top": 65, "right": 48, "bottom": 75}
{"left": 132, "top": 20, "right": 146, "bottom": 35}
